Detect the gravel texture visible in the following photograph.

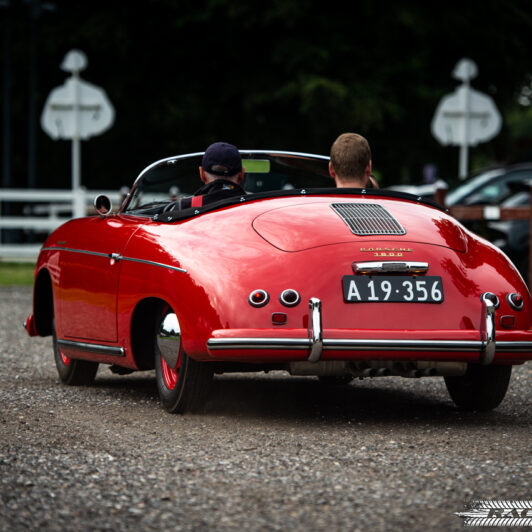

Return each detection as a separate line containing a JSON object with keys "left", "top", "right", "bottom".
{"left": 0, "top": 286, "right": 530, "bottom": 531}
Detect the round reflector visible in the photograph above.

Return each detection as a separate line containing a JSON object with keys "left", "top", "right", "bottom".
{"left": 279, "top": 289, "right": 301, "bottom": 307}
{"left": 507, "top": 293, "right": 523, "bottom": 311}
{"left": 481, "top": 292, "right": 500, "bottom": 309}
{"left": 249, "top": 289, "right": 269, "bottom": 307}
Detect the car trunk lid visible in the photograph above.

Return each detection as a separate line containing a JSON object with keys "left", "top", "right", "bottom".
{"left": 252, "top": 199, "right": 467, "bottom": 252}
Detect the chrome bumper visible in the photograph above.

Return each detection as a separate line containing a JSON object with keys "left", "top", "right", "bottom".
{"left": 206, "top": 297, "right": 532, "bottom": 363}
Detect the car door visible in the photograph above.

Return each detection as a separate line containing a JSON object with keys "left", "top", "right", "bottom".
{"left": 57, "top": 215, "right": 140, "bottom": 343}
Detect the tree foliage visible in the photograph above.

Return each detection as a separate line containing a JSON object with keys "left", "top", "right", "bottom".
{"left": 2, "top": 0, "right": 532, "bottom": 190}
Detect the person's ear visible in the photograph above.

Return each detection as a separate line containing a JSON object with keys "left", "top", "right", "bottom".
{"left": 199, "top": 166, "right": 208, "bottom": 183}
{"left": 236, "top": 167, "right": 245, "bottom": 185}
{"left": 365, "top": 160, "right": 372, "bottom": 178}
{"left": 329, "top": 161, "right": 336, "bottom": 179}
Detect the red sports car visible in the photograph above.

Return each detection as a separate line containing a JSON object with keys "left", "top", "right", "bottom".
{"left": 25, "top": 151, "right": 532, "bottom": 413}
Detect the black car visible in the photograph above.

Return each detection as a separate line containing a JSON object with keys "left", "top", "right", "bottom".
{"left": 446, "top": 163, "right": 532, "bottom": 284}
{"left": 487, "top": 190, "right": 530, "bottom": 283}
{"left": 387, "top": 163, "right": 532, "bottom": 283}
{"left": 445, "top": 163, "right": 532, "bottom": 207}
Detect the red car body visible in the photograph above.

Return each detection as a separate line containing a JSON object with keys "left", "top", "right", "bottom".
{"left": 26, "top": 151, "right": 532, "bottom": 412}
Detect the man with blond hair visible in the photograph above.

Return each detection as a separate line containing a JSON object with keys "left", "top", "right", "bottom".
{"left": 329, "top": 132, "right": 378, "bottom": 188}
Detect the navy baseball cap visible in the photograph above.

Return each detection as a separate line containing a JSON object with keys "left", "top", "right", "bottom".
{"left": 202, "top": 142, "right": 242, "bottom": 177}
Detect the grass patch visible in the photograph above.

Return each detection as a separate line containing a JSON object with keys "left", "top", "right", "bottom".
{"left": 0, "top": 262, "right": 36, "bottom": 286}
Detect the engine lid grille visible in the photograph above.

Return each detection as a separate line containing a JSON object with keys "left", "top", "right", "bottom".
{"left": 331, "top": 203, "right": 406, "bottom": 236}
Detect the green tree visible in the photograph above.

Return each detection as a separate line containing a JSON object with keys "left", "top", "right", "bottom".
{"left": 3, "top": 0, "right": 532, "bottom": 190}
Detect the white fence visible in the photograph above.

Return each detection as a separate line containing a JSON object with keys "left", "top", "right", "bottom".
{"left": 0, "top": 188, "right": 126, "bottom": 260}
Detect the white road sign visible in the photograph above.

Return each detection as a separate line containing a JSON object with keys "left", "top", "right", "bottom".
{"left": 431, "top": 85, "right": 501, "bottom": 146}
{"left": 40, "top": 50, "right": 115, "bottom": 217}
{"left": 431, "top": 58, "right": 502, "bottom": 178}
{"left": 41, "top": 50, "right": 114, "bottom": 140}
{"left": 41, "top": 77, "right": 114, "bottom": 140}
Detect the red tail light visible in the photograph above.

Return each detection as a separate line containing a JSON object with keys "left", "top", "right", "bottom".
{"left": 249, "top": 289, "right": 269, "bottom": 307}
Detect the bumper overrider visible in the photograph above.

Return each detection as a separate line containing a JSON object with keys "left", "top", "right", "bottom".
{"left": 206, "top": 297, "right": 532, "bottom": 364}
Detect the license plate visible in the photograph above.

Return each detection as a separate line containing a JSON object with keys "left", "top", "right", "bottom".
{"left": 342, "top": 275, "right": 444, "bottom": 303}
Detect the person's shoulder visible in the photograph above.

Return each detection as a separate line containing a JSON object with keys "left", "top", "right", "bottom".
{"left": 211, "top": 179, "right": 243, "bottom": 192}
{"left": 190, "top": 179, "right": 240, "bottom": 197}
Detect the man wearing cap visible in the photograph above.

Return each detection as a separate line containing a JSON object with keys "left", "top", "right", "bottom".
{"left": 178, "top": 142, "right": 246, "bottom": 209}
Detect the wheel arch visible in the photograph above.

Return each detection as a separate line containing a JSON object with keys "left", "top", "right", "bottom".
{"left": 34, "top": 267, "right": 54, "bottom": 337}
{"left": 130, "top": 297, "right": 170, "bottom": 371}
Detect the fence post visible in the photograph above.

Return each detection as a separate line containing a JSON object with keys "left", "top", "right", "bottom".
{"left": 73, "top": 187, "right": 86, "bottom": 219}
{"left": 434, "top": 186, "right": 448, "bottom": 207}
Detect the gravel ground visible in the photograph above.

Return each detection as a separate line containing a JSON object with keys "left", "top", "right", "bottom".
{"left": 0, "top": 286, "right": 530, "bottom": 531}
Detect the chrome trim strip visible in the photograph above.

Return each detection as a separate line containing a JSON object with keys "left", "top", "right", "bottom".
{"left": 353, "top": 261, "right": 429, "bottom": 274}
{"left": 41, "top": 247, "right": 187, "bottom": 273}
{"left": 42, "top": 246, "right": 108, "bottom": 258}
{"left": 308, "top": 298, "right": 323, "bottom": 362}
{"left": 207, "top": 336, "right": 532, "bottom": 353}
{"left": 323, "top": 339, "right": 483, "bottom": 351}
{"left": 120, "top": 256, "right": 187, "bottom": 273}
{"left": 126, "top": 150, "right": 330, "bottom": 209}
{"left": 480, "top": 298, "right": 496, "bottom": 365}
{"left": 497, "top": 341, "right": 532, "bottom": 351}
{"left": 134, "top": 150, "right": 329, "bottom": 183}
{"left": 57, "top": 339, "right": 125, "bottom": 356}
{"left": 207, "top": 338, "right": 311, "bottom": 350}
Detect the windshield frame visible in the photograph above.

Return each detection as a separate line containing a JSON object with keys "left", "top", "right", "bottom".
{"left": 120, "top": 150, "right": 331, "bottom": 214}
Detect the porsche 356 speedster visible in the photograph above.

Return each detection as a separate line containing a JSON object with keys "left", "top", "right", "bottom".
{"left": 25, "top": 151, "right": 532, "bottom": 413}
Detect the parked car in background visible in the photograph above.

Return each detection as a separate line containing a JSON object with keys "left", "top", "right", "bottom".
{"left": 445, "top": 163, "right": 532, "bottom": 207}
{"left": 387, "top": 163, "right": 532, "bottom": 207}
{"left": 446, "top": 163, "right": 532, "bottom": 283}
{"left": 387, "top": 163, "right": 532, "bottom": 282}
{"left": 487, "top": 189, "right": 530, "bottom": 283}
{"left": 385, "top": 179, "right": 448, "bottom": 202}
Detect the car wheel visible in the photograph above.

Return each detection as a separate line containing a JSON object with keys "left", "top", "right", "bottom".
{"left": 318, "top": 375, "right": 354, "bottom": 385}
{"left": 53, "top": 319, "right": 98, "bottom": 385}
{"left": 155, "top": 312, "right": 212, "bottom": 413}
{"left": 444, "top": 363, "right": 512, "bottom": 411}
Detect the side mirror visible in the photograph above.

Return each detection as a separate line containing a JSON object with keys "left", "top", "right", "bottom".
{"left": 94, "top": 194, "right": 112, "bottom": 216}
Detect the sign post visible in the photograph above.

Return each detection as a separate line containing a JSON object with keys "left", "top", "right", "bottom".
{"left": 431, "top": 58, "right": 501, "bottom": 179}
{"left": 41, "top": 50, "right": 115, "bottom": 217}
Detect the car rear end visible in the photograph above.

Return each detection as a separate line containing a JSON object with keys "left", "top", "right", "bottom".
{"left": 204, "top": 195, "right": 532, "bottom": 376}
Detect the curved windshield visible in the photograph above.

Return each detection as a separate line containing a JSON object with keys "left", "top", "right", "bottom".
{"left": 123, "top": 151, "right": 331, "bottom": 215}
